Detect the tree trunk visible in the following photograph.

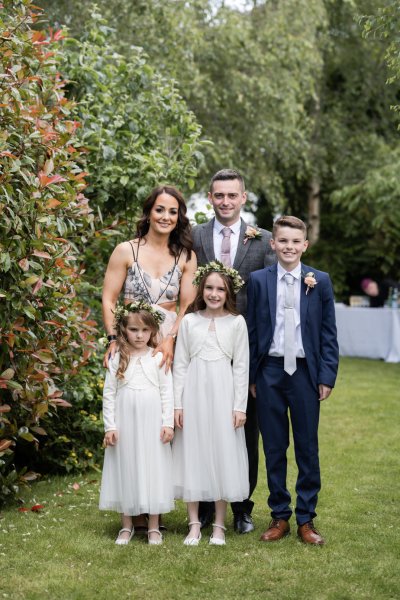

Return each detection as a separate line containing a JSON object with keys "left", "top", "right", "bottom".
{"left": 307, "top": 177, "right": 320, "bottom": 246}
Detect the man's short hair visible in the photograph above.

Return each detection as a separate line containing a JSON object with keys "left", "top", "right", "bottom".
{"left": 272, "top": 215, "right": 307, "bottom": 238}
{"left": 209, "top": 169, "right": 245, "bottom": 193}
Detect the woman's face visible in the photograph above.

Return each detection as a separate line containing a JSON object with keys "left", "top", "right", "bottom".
{"left": 148, "top": 193, "right": 179, "bottom": 236}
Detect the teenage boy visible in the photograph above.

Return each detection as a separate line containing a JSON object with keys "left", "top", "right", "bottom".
{"left": 192, "top": 169, "right": 276, "bottom": 534}
{"left": 246, "top": 216, "right": 339, "bottom": 545}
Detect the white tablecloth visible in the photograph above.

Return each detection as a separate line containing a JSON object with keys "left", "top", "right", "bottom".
{"left": 334, "top": 305, "right": 400, "bottom": 363}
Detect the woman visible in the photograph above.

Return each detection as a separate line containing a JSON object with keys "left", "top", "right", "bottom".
{"left": 102, "top": 185, "right": 197, "bottom": 372}
{"left": 102, "top": 185, "right": 197, "bottom": 533}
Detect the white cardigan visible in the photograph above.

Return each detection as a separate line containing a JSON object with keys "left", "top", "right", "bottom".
{"left": 173, "top": 312, "right": 249, "bottom": 412}
{"left": 102, "top": 351, "right": 174, "bottom": 431}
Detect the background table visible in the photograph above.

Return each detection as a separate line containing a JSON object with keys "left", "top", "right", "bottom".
{"left": 334, "top": 305, "right": 400, "bottom": 362}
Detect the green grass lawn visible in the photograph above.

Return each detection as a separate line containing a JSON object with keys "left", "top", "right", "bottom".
{"left": 1, "top": 358, "right": 399, "bottom": 600}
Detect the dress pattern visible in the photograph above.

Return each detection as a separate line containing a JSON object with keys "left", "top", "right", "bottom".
{"left": 123, "top": 241, "right": 182, "bottom": 338}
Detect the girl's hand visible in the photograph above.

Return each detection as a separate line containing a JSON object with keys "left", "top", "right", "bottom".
{"left": 103, "top": 340, "right": 117, "bottom": 368}
{"left": 103, "top": 430, "right": 118, "bottom": 447}
{"left": 233, "top": 411, "right": 246, "bottom": 429}
{"left": 160, "top": 426, "right": 174, "bottom": 443}
{"left": 174, "top": 409, "right": 183, "bottom": 429}
{"left": 153, "top": 336, "right": 175, "bottom": 373}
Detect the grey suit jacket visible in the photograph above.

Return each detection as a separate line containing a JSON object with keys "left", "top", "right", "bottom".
{"left": 192, "top": 218, "right": 276, "bottom": 316}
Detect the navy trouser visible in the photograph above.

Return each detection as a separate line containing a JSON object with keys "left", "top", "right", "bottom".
{"left": 256, "top": 356, "right": 321, "bottom": 525}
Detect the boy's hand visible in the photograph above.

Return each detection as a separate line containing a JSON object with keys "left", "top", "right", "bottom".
{"left": 103, "top": 430, "right": 118, "bottom": 447}
{"left": 249, "top": 384, "right": 256, "bottom": 398}
{"left": 174, "top": 409, "right": 183, "bottom": 429}
{"left": 160, "top": 426, "right": 174, "bottom": 443}
{"left": 319, "top": 384, "right": 332, "bottom": 401}
{"left": 233, "top": 411, "right": 246, "bottom": 429}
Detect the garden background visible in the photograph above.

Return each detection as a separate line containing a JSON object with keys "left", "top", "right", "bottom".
{"left": 0, "top": 1, "right": 399, "bottom": 597}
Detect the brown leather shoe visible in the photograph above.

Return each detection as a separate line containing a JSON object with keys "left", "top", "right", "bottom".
{"left": 260, "top": 518, "right": 290, "bottom": 542}
{"left": 297, "top": 521, "right": 325, "bottom": 545}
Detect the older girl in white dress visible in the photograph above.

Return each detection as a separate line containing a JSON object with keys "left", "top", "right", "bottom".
{"left": 99, "top": 302, "right": 174, "bottom": 545}
{"left": 172, "top": 263, "right": 249, "bottom": 546}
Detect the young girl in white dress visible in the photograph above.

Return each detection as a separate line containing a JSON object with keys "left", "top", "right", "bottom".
{"left": 99, "top": 301, "right": 174, "bottom": 545}
{"left": 172, "top": 262, "right": 249, "bottom": 546}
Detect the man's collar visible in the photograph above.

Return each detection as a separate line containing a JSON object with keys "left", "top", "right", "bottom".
{"left": 213, "top": 217, "right": 242, "bottom": 234}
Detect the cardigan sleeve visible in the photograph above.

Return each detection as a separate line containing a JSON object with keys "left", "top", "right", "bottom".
{"left": 232, "top": 316, "right": 250, "bottom": 413}
{"left": 102, "top": 354, "right": 119, "bottom": 432}
{"left": 173, "top": 316, "right": 191, "bottom": 409}
{"left": 154, "top": 353, "right": 174, "bottom": 428}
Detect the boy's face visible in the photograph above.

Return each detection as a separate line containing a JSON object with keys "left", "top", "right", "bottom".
{"left": 270, "top": 226, "right": 308, "bottom": 271}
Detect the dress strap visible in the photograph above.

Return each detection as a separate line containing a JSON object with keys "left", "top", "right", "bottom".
{"left": 176, "top": 247, "right": 183, "bottom": 265}
{"left": 128, "top": 240, "right": 137, "bottom": 263}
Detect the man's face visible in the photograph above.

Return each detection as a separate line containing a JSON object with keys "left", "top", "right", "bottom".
{"left": 208, "top": 178, "right": 246, "bottom": 226}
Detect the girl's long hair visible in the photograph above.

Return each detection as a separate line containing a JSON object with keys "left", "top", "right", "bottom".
{"left": 135, "top": 185, "right": 192, "bottom": 260}
{"left": 116, "top": 311, "right": 159, "bottom": 379}
{"left": 186, "top": 272, "right": 239, "bottom": 316}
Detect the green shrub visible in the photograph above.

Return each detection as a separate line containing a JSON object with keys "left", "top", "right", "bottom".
{"left": 0, "top": 0, "right": 96, "bottom": 503}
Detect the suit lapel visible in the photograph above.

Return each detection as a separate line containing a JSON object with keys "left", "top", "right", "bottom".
{"left": 233, "top": 219, "right": 251, "bottom": 270}
{"left": 300, "top": 262, "right": 310, "bottom": 339}
{"left": 267, "top": 264, "right": 278, "bottom": 334}
{"left": 200, "top": 218, "right": 215, "bottom": 263}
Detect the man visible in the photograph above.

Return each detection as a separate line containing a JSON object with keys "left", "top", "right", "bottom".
{"left": 192, "top": 168, "right": 276, "bottom": 534}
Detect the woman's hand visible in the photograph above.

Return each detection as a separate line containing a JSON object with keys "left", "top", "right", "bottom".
{"left": 103, "top": 340, "right": 118, "bottom": 368}
{"left": 160, "top": 426, "right": 174, "bottom": 444}
{"left": 174, "top": 409, "right": 183, "bottom": 429}
{"left": 233, "top": 411, "right": 246, "bottom": 429}
{"left": 153, "top": 336, "right": 175, "bottom": 373}
{"left": 103, "top": 430, "right": 118, "bottom": 447}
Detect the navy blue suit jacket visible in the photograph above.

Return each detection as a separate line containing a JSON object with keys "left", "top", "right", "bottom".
{"left": 246, "top": 263, "right": 339, "bottom": 390}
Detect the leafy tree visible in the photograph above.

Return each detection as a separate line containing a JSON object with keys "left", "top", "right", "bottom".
{"left": 63, "top": 8, "right": 205, "bottom": 221}
{"left": 0, "top": 0, "right": 96, "bottom": 503}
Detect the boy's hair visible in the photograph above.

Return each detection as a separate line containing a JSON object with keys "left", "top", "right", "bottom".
{"left": 272, "top": 215, "right": 307, "bottom": 238}
{"left": 209, "top": 169, "right": 245, "bottom": 193}
{"left": 186, "top": 271, "right": 239, "bottom": 316}
{"left": 116, "top": 311, "right": 159, "bottom": 379}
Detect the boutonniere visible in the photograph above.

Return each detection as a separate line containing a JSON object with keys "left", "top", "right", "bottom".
{"left": 243, "top": 225, "right": 262, "bottom": 245}
{"left": 303, "top": 271, "right": 318, "bottom": 295}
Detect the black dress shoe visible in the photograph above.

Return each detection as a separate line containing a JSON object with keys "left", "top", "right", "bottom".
{"left": 199, "top": 511, "right": 214, "bottom": 529}
{"left": 233, "top": 512, "right": 254, "bottom": 534}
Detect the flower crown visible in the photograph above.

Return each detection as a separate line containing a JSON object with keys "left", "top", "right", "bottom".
{"left": 193, "top": 261, "right": 245, "bottom": 294}
{"left": 113, "top": 300, "right": 166, "bottom": 327}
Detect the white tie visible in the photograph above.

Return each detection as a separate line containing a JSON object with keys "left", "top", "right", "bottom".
{"left": 220, "top": 227, "right": 232, "bottom": 267}
{"left": 284, "top": 273, "right": 297, "bottom": 375}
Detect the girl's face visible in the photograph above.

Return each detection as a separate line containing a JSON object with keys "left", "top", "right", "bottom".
{"left": 148, "top": 193, "right": 179, "bottom": 236}
{"left": 203, "top": 272, "right": 227, "bottom": 313}
{"left": 124, "top": 314, "right": 152, "bottom": 351}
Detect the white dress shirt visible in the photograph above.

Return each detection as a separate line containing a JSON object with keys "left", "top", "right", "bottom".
{"left": 269, "top": 262, "right": 305, "bottom": 358}
{"left": 213, "top": 218, "right": 242, "bottom": 265}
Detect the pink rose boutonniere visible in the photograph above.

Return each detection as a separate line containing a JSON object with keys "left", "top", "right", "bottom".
{"left": 304, "top": 272, "right": 318, "bottom": 295}
{"left": 243, "top": 225, "right": 262, "bottom": 245}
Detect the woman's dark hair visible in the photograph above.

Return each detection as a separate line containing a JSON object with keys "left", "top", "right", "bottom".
{"left": 186, "top": 271, "right": 239, "bottom": 315}
{"left": 136, "top": 185, "right": 192, "bottom": 260}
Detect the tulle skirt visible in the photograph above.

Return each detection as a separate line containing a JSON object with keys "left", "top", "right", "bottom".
{"left": 99, "top": 384, "right": 174, "bottom": 516}
{"left": 172, "top": 355, "right": 249, "bottom": 503}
